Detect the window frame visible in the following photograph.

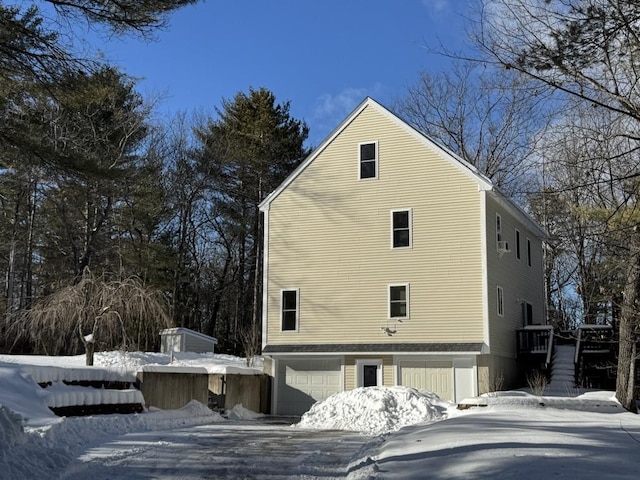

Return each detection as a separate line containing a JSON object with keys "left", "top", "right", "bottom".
{"left": 355, "top": 359, "right": 383, "bottom": 388}
{"left": 391, "top": 208, "right": 413, "bottom": 249}
{"left": 497, "top": 286, "right": 504, "bottom": 317}
{"left": 280, "top": 288, "right": 299, "bottom": 332}
{"left": 527, "top": 238, "right": 532, "bottom": 267}
{"left": 388, "top": 283, "right": 410, "bottom": 320}
{"left": 521, "top": 300, "right": 533, "bottom": 326}
{"left": 515, "top": 228, "right": 521, "bottom": 260}
{"left": 358, "top": 141, "right": 378, "bottom": 180}
{"left": 496, "top": 213, "right": 503, "bottom": 244}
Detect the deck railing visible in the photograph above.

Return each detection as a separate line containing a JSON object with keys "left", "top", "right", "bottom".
{"left": 517, "top": 326, "right": 554, "bottom": 356}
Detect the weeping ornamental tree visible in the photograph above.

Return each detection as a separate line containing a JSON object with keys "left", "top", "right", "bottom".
{"left": 475, "top": 0, "right": 640, "bottom": 411}
{"left": 11, "top": 268, "right": 172, "bottom": 359}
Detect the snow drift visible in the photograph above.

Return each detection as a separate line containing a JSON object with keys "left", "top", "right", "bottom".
{"left": 297, "top": 386, "right": 453, "bottom": 435}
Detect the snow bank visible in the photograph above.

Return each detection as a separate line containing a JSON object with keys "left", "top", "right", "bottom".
{"left": 0, "top": 367, "right": 60, "bottom": 427}
{"left": 297, "top": 386, "right": 453, "bottom": 435}
{"left": 458, "top": 390, "right": 622, "bottom": 412}
{"left": 226, "top": 404, "right": 264, "bottom": 420}
{"left": 4, "top": 401, "right": 222, "bottom": 480}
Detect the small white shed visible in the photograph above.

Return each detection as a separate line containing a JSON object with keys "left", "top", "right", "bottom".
{"left": 160, "top": 328, "right": 218, "bottom": 354}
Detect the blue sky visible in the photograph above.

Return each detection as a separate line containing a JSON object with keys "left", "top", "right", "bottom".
{"left": 90, "top": 0, "right": 471, "bottom": 145}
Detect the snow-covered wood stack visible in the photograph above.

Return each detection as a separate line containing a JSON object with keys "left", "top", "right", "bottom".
{"left": 25, "top": 365, "right": 145, "bottom": 417}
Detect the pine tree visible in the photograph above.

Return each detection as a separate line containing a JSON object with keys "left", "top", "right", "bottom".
{"left": 195, "top": 88, "right": 309, "bottom": 354}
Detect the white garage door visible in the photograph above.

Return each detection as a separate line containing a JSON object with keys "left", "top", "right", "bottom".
{"left": 276, "top": 359, "right": 341, "bottom": 415}
{"left": 399, "top": 360, "right": 453, "bottom": 401}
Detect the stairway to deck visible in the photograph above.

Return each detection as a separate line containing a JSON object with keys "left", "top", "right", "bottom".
{"left": 547, "top": 344, "right": 577, "bottom": 395}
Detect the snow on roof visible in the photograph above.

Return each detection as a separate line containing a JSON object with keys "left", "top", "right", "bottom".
{"left": 160, "top": 327, "right": 218, "bottom": 344}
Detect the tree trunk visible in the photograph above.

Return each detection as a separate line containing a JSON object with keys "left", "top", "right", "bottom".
{"left": 85, "top": 341, "right": 95, "bottom": 366}
{"left": 617, "top": 226, "right": 640, "bottom": 412}
{"left": 5, "top": 193, "right": 23, "bottom": 329}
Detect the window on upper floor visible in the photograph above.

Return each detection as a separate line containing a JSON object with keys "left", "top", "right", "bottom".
{"left": 391, "top": 209, "right": 412, "bottom": 248}
{"left": 527, "top": 238, "right": 532, "bottom": 267}
{"left": 515, "top": 229, "right": 521, "bottom": 260}
{"left": 389, "top": 284, "right": 409, "bottom": 319}
{"left": 359, "top": 142, "right": 378, "bottom": 180}
{"left": 497, "top": 286, "right": 504, "bottom": 317}
{"left": 281, "top": 289, "right": 299, "bottom": 331}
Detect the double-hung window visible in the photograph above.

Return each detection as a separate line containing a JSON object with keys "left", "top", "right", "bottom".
{"left": 389, "top": 284, "right": 409, "bottom": 319}
{"left": 359, "top": 142, "right": 378, "bottom": 179}
{"left": 497, "top": 286, "right": 504, "bottom": 317}
{"left": 515, "top": 229, "right": 521, "bottom": 260}
{"left": 527, "top": 238, "right": 532, "bottom": 267}
{"left": 496, "top": 214, "right": 503, "bottom": 243}
{"left": 391, "top": 209, "right": 412, "bottom": 248}
{"left": 281, "top": 289, "right": 299, "bottom": 331}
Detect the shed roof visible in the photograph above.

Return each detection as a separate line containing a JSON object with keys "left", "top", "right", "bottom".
{"left": 160, "top": 328, "right": 218, "bottom": 344}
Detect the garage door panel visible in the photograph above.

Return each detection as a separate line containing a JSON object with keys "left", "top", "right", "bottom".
{"left": 400, "top": 360, "right": 453, "bottom": 401}
{"left": 277, "top": 359, "right": 341, "bottom": 415}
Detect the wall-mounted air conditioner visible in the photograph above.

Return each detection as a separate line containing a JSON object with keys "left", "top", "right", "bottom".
{"left": 497, "top": 240, "right": 510, "bottom": 254}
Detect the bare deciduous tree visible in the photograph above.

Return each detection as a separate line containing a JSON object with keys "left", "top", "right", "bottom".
{"left": 474, "top": 0, "right": 640, "bottom": 411}
{"left": 396, "top": 60, "right": 550, "bottom": 199}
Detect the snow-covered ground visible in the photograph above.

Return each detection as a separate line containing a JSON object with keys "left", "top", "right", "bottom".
{"left": 1, "top": 351, "right": 639, "bottom": 479}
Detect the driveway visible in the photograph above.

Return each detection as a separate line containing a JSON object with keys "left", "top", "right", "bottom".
{"left": 59, "top": 419, "right": 372, "bottom": 479}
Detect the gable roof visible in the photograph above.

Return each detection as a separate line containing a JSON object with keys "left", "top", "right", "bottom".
{"left": 259, "top": 97, "right": 547, "bottom": 239}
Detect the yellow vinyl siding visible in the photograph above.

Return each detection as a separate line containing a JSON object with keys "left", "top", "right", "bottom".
{"left": 344, "top": 355, "right": 394, "bottom": 390}
{"left": 485, "top": 195, "right": 545, "bottom": 357}
{"left": 266, "top": 105, "right": 485, "bottom": 346}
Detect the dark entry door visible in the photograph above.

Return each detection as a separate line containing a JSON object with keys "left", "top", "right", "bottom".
{"left": 363, "top": 365, "right": 378, "bottom": 387}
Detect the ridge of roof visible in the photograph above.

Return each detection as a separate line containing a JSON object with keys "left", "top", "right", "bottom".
{"left": 259, "top": 97, "right": 546, "bottom": 239}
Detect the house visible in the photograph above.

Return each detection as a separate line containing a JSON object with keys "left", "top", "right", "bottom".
{"left": 258, "top": 97, "right": 547, "bottom": 415}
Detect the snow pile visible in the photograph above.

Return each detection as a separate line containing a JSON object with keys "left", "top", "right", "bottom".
{"left": 458, "top": 390, "right": 622, "bottom": 412}
{"left": 297, "top": 386, "right": 453, "bottom": 435}
{"left": 4, "top": 401, "right": 222, "bottom": 480}
{"left": 0, "top": 367, "right": 60, "bottom": 427}
{"left": 226, "top": 404, "right": 264, "bottom": 420}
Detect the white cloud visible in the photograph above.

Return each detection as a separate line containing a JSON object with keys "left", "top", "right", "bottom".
{"left": 312, "top": 88, "right": 369, "bottom": 120}
{"left": 422, "top": 0, "right": 450, "bottom": 14}
{"left": 310, "top": 84, "right": 385, "bottom": 144}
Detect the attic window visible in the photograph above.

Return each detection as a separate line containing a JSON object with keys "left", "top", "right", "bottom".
{"left": 359, "top": 142, "right": 378, "bottom": 179}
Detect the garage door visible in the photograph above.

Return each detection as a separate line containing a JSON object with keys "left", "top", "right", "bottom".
{"left": 399, "top": 360, "right": 453, "bottom": 401}
{"left": 276, "top": 359, "right": 341, "bottom": 416}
